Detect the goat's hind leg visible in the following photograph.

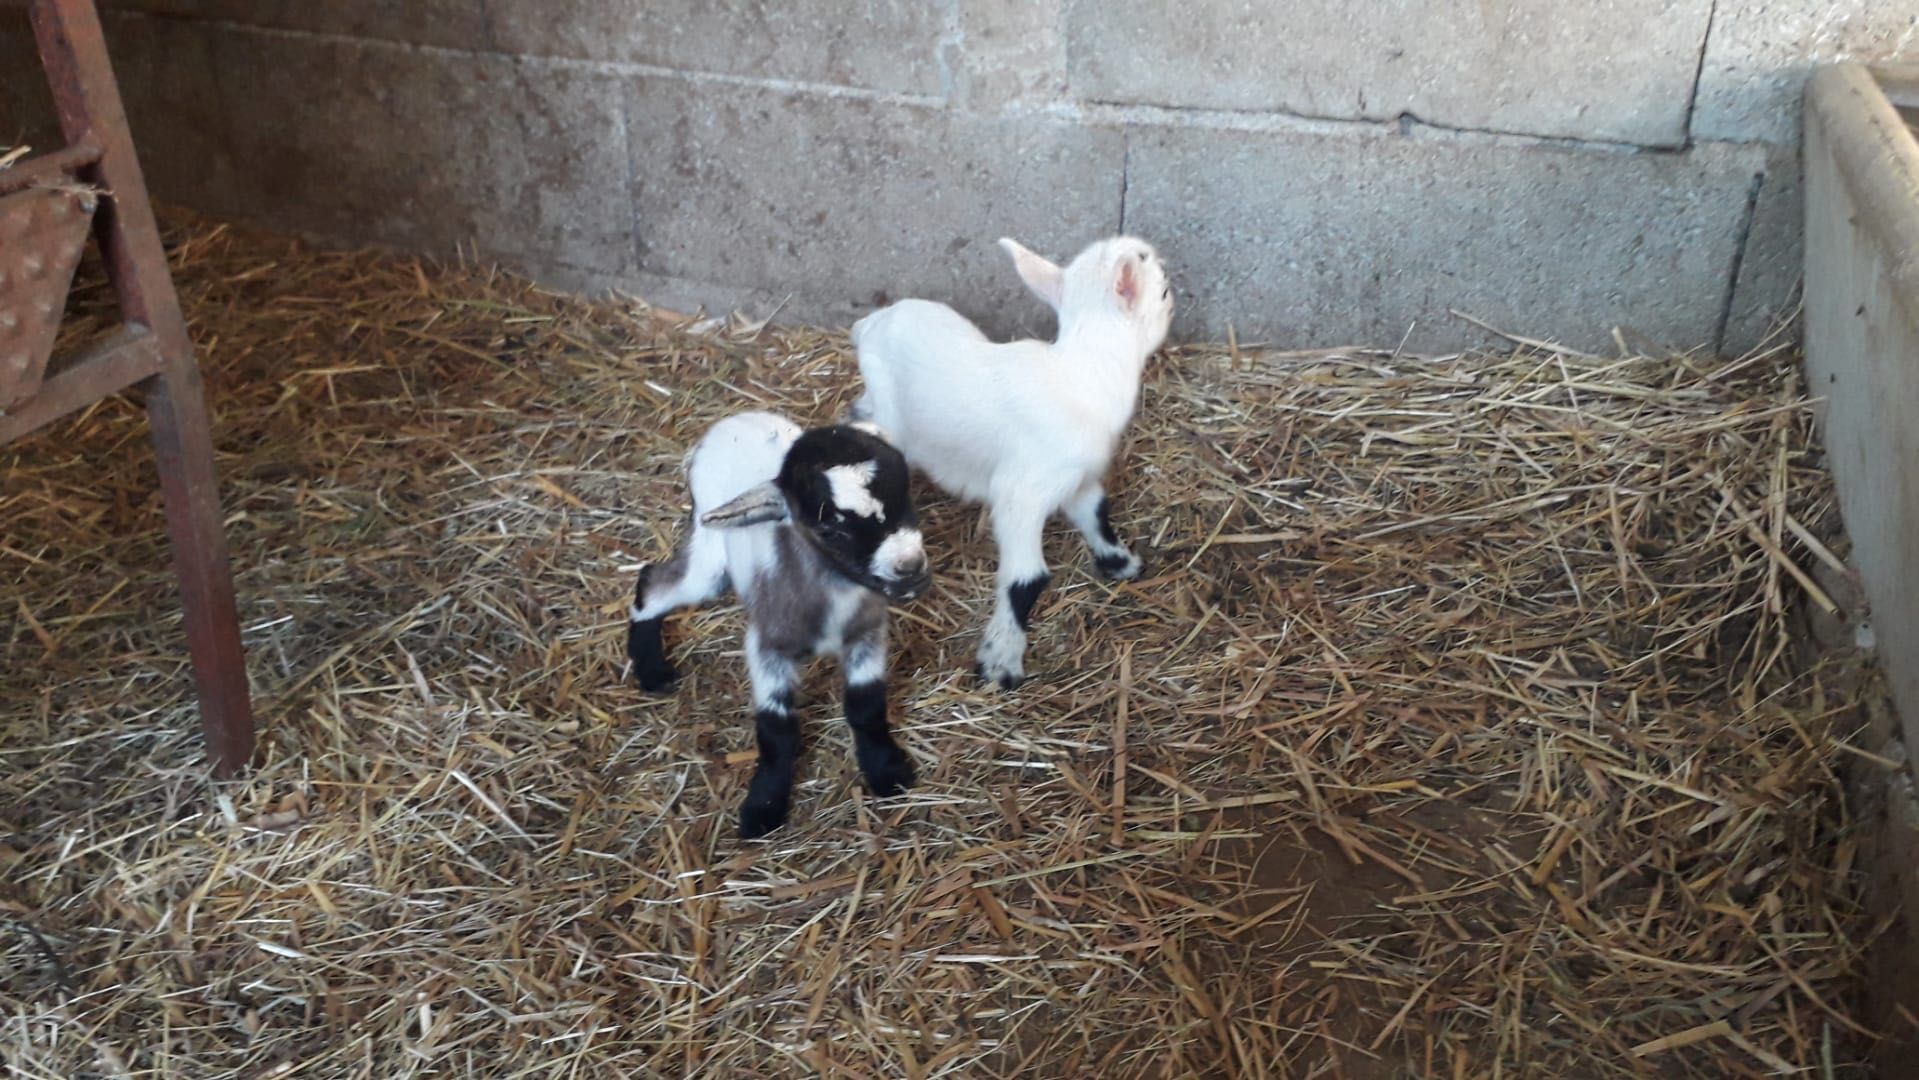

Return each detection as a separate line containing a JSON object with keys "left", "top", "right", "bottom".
{"left": 1066, "top": 483, "right": 1142, "bottom": 581}
{"left": 627, "top": 522, "right": 728, "bottom": 693}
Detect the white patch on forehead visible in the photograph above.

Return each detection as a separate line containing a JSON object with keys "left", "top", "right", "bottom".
{"left": 871, "top": 527, "right": 924, "bottom": 577}
{"left": 824, "top": 460, "right": 885, "bottom": 520}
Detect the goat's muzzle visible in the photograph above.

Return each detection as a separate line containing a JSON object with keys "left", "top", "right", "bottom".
{"left": 880, "top": 565, "right": 930, "bottom": 603}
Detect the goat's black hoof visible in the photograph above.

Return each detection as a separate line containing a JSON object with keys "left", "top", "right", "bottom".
{"left": 974, "top": 662, "right": 1023, "bottom": 691}
{"left": 863, "top": 751, "right": 917, "bottom": 799}
{"left": 1094, "top": 550, "right": 1143, "bottom": 582}
{"left": 633, "top": 663, "right": 680, "bottom": 695}
{"left": 739, "top": 800, "right": 789, "bottom": 840}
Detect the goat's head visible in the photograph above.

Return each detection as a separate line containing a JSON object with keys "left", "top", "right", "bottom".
{"left": 999, "top": 235, "right": 1174, "bottom": 354}
{"left": 701, "top": 422, "right": 929, "bottom": 602}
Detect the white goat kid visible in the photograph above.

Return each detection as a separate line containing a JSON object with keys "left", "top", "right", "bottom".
{"left": 851, "top": 236, "right": 1173, "bottom": 689}
{"left": 625, "top": 412, "right": 931, "bottom": 838}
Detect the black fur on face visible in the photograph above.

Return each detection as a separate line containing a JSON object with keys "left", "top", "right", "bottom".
{"left": 779, "top": 425, "right": 928, "bottom": 601}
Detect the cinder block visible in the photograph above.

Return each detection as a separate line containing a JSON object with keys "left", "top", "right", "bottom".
{"left": 1123, "top": 123, "right": 1768, "bottom": 353}
{"left": 951, "top": 0, "right": 1067, "bottom": 108}
{"left": 1721, "top": 143, "right": 1802, "bottom": 356}
{"left": 1694, "top": 2, "right": 1919, "bottom": 146}
{"left": 488, "top": 1, "right": 946, "bottom": 97}
{"left": 622, "top": 76, "right": 1123, "bottom": 339}
{"left": 92, "top": 0, "right": 491, "bottom": 50}
{"left": 100, "top": 13, "right": 241, "bottom": 216}
{"left": 0, "top": 11, "right": 235, "bottom": 214}
{"left": 213, "top": 28, "right": 632, "bottom": 275}
{"left": 1063, "top": 0, "right": 1712, "bottom": 147}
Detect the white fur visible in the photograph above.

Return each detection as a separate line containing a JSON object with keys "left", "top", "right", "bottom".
{"left": 809, "top": 584, "right": 874, "bottom": 657}
{"left": 843, "top": 633, "right": 889, "bottom": 686}
{"left": 825, "top": 460, "right": 885, "bottom": 520}
{"left": 685, "top": 411, "right": 804, "bottom": 597}
{"left": 689, "top": 412, "right": 803, "bottom": 522}
{"left": 870, "top": 527, "right": 925, "bottom": 581}
{"left": 743, "top": 626, "right": 799, "bottom": 712}
{"left": 976, "top": 614, "right": 1027, "bottom": 682}
{"left": 851, "top": 235, "right": 1172, "bottom": 686}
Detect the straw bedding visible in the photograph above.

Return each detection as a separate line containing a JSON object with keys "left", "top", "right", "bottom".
{"left": 0, "top": 214, "right": 1883, "bottom": 1078}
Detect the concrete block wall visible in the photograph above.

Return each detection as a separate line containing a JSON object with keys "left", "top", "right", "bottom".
{"left": 2, "top": 1, "right": 1915, "bottom": 352}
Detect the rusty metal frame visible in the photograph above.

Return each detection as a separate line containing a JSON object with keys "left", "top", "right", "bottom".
{"left": 3, "top": 0, "right": 253, "bottom": 775}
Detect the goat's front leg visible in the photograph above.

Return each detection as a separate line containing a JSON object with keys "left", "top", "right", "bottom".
{"left": 1065, "top": 483, "right": 1142, "bottom": 581}
{"left": 977, "top": 501, "right": 1050, "bottom": 690}
{"left": 739, "top": 628, "right": 802, "bottom": 839}
{"left": 843, "top": 628, "right": 915, "bottom": 797}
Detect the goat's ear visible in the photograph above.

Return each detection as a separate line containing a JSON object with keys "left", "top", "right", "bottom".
{"left": 701, "top": 482, "right": 789, "bottom": 529}
{"left": 999, "top": 237, "right": 1064, "bottom": 311}
{"left": 1114, "top": 257, "right": 1140, "bottom": 312}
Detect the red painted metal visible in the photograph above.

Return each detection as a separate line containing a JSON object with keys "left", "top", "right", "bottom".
{"left": 3, "top": 0, "right": 255, "bottom": 775}
{"left": 0, "top": 328, "right": 163, "bottom": 443}
{"left": 0, "top": 186, "right": 97, "bottom": 410}
{"left": 0, "top": 141, "right": 102, "bottom": 197}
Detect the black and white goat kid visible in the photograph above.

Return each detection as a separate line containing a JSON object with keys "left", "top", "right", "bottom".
{"left": 626, "top": 412, "right": 930, "bottom": 838}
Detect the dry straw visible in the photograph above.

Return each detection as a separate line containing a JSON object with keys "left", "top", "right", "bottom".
{"left": 0, "top": 214, "right": 1879, "bottom": 1077}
